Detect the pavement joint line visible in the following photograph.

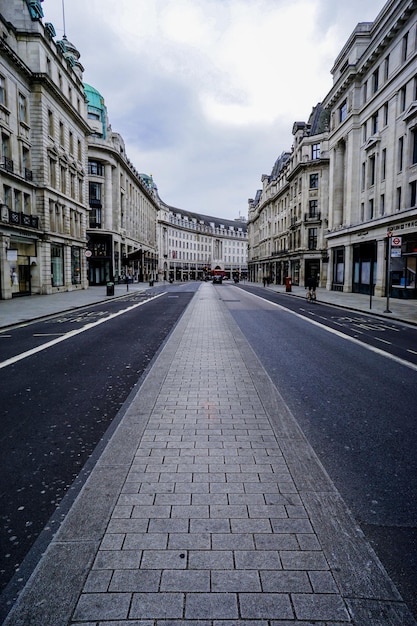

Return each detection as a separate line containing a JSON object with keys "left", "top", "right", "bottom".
{"left": 1, "top": 283, "right": 415, "bottom": 626}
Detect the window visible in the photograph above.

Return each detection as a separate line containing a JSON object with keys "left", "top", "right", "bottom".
{"left": 309, "top": 200, "right": 318, "bottom": 217}
{"left": 361, "top": 162, "right": 366, "bottom": 191}
{"left": 1, "top": 131, "right": 10, "bottom": 159}
{"left": 89, "top": 181, "right": 102, "bottom": 203}
{"left": 369, "top": 155, "right": 376, "bottom": 186}
{"left": 400, "top": 85, "right": 406, "bottom": 112}
{"left": 384, "top": 55, "right": 390, "bottom": 80}
{"left": 383, "top": 102, "right": 389, "bottom": 126}
{"left": 363, "top": 82, "right": 368, "bottom": 105}
{"left": 339, "top": 100, "right": 347, "bottom": 122}
{"left": 18, "top": 93, "right": 27, "bottom": 123}
{"left": 308, "top": 228, "right": 317, "bottom": 250}
{"left": 48, "top": 110, "right": 54, "bottom": 136}
{"left": 309, "top": 173, "right": 319, "bottom": 189}
{"left": 410, "top": 180, "right": 417, "bottom": 207}
{"left": 396, "top": 186, "right": 402, "bottom": 211}
{"left": 368, "top": 198, "right": 374, "bottom": 220}
{"left": 402, "top": 32, "right": 409, "bottom": 62}
{"left": 14, "top": 189, "right": 22, "bottom": 212}
{"left": 398, "top": 136, "right": 404, "bottom": 172}
{"left": 372, "top": 68, "right": 379, "bottom": 93}
{"left": 60, "top": 165, "right": 66, "bottom": 194}
{"left": 49, "top": 157, "right": 56, "bottom": 187}
{"left": 69, "top": 131, "right": 74, "bottom": 155}
{"left": 312, "top": 143, "right": 320, "bottom": 160}
{"left": 381, "top": 148, "right": 387, "bottom": 180}
{"left": 412, "top": 128, "right": 417, "bottom": 165}
{"left": 59, "top": 121, "right": 64, "bottom": 146}
{"left": 372, "top": 112, "right": 378, "bottom": 135}
{"left": 380, "top": 194, "right": 385, "bottom": 216}
{"left": 0, "top": 75, "right": 6, "bottom": 106}
{"left": 88, "top": 160, "right": 104, "bottom": 176}
{"left": 362, "top": 122, "right": 367, "bottom": 142}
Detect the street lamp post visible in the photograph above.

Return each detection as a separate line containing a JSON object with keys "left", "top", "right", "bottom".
{"left": 384, "top": 229, "right": 393, "bottom": 313}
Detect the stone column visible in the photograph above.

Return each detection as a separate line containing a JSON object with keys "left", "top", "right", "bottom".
{"left": 333, "top": 140, "right": 345, "bottom": 227}
{"left": 104, "top": 163, "right": 112, "bottom": 230}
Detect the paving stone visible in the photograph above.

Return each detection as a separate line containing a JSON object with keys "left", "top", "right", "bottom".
{"left": 185, "top": 592, "right": 238, "bottom": 619}
{"left": 254, "top": 533, "right": 298, "bottom": 550}
{"left": 122, "top": 533, "right": 168, "bottom": 550}
{"left": 100, "top": 533, "right": 125, "bottom": 551}
{"left": 168, "top": 532, "right": 211, "bottom": 550}
{"left": 239, "top": 592, "right": 293, "bottom": 619}
{"left": 190, "top": 519, "right": 231, "bottom": 533}
{"left": 235, "top": 550, "right": 282, "bottom": 570}
{"left": 188, "top": 550, "right": 234, "bottom": 569}
{"left": 211, "top": 569, "right": 261, "bottom": 592}
{"left": 109, "top": 569, "right": 160, "bottom": 592}
{"left": 141, "top": 550, "right": 188, "bottom": 569}
{"left": 211, "top": 532, "right": 255, "bottom": 550}
{"left": 292, "top": 593, "right": 350, "bottom": 621}
{"left": 93, "top": 550, "right": 141, "bottom": 570}
{"left": 83, "top": 570, "right": 112, "bottom": 593}
{"left": 280, "top": 550, "right": 329, "bottom": 571}
{"left": 260, "top": 570, "right": 312, "bottom": 593}
{"left": 161, "top": 569, "right": 210, "bottom": 591}
{"left": 129, "top": 592, "right": 184, "bottom": 619}
{"left": 72, "top": 593, "right": 131, "bottom": 621}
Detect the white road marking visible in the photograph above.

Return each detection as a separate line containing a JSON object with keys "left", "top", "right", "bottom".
{"left": 246, "top": 292, "right": 417, "bottom": 373}
{"left": 0, "top": 293, "right": 165, "bottom": 370}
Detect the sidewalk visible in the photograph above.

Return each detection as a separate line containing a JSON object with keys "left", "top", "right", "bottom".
{"left": 0, "top": 282, "right": 150, "bottom": 330}
{"left": 2, "top": 282, "right": 415, "bottom": 625}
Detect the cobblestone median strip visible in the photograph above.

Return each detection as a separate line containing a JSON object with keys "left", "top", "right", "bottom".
{"left": 5, "top": 283, "right": 415, "bottom": 625}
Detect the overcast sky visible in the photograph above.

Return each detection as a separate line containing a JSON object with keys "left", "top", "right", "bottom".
{"left": 43, "top": 0, "right": 387, "bottom": 220}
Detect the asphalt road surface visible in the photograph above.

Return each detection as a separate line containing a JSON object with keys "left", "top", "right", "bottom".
{"left": 0, "top": 286, "right": 197, "bottom": 602}
{"left": 221, "top": 282, "right": 417, "bottom": 619}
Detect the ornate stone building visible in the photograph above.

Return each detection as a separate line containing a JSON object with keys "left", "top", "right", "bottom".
{"left": 248, "top": 0, "right": 417, "bottom": 299}
{"left": 158, "top": 201, "right": 247, "bottom": 282}
{"left": 324, "top": 0, "right": 417, "bottom": 298}
{"left": 84, "top": 85, "right": 159, "bottom": 285}
{"left": 248, "top": 104, "right": 330, "bottom": 288}
{"left": 0, "top": 0, "right": 90, "bottom": 298}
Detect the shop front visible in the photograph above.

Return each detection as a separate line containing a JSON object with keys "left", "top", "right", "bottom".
{"left": 8, "top": 236, "right": 37, "bottom": 297}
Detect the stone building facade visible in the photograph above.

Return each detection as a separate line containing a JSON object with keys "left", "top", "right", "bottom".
{"left": 0, "top": 0, "right": 159, "bottom": 299}
{"left": 248, "top": 105, "right": 330, "bottom": 288}
{"left": 84, "top": 84, "right": 159, "bottom": 286}
{"left": 158, "top": 201, "right": 247, "bottom": 282}
{"left": 0, "top": 0, "right": 90, "bottom": 298}
{"left": 324, "top": 0, "right": 417, "bottom": 298}
{"left": 248, "top": 0, "right": 417, "bottom": 299}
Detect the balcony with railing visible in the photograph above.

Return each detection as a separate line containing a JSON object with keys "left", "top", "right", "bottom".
{"left": 5, "top": 208, "right": 39, "bottom": 229}
{"left": 304, "top": 211, "right": 321, "bottom": 223}
{"left": 1, "top": 157, "right": 14, "bottom": 173}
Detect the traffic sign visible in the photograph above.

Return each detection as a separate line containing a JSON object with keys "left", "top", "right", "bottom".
{"left": 392, "top": 236, "right": 402, "bottom": 247}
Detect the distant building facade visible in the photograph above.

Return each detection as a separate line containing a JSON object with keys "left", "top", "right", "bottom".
{"left": 84, "top": 84, "right": 159, "bottom": 285}
{"left": 248, "top": 0, "right": 417, "bottom": 299}
{"left": 0, "top": 0, "right": 90, "bottom": 298}
{"left": 248, "top": 105, "right": 330, "bottom": 288}
{"left": 158, "top": 202, "right": 247, "bottom": 282}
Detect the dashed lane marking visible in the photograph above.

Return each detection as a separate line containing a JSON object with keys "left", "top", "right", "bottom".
{"left": 0, "top": 293, "right": 165, "bottom": 370}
